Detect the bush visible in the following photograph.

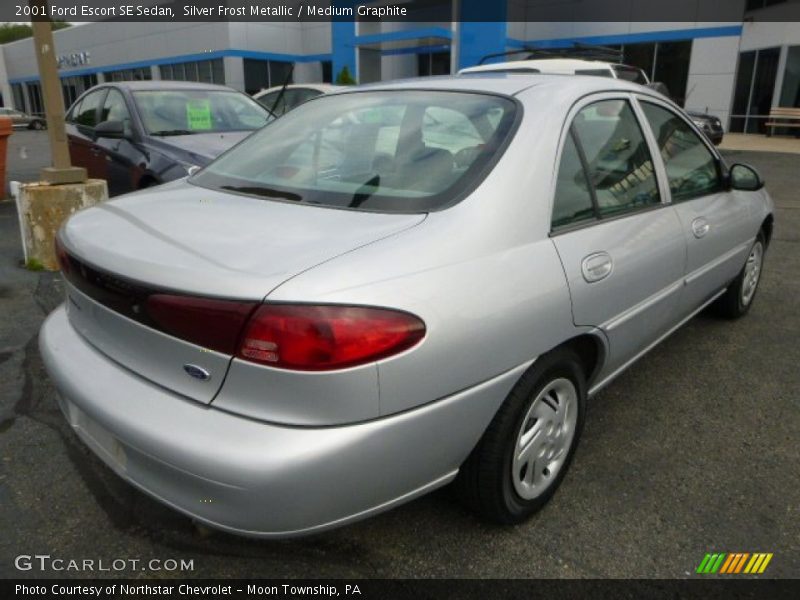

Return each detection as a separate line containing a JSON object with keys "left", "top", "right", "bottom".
{"left": 335, "top": 66, "right": 357, "bottom": 85}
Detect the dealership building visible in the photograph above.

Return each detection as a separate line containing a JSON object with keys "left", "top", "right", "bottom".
{"left": 1, "top": 0, "right": 799, "bottom": 133}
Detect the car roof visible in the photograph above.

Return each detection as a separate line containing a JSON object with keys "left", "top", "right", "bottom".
{"left": 99, "top": 80, "right": 237, "bottom": 92}
{"left": 333, "top": 72, "right": 651, "bottom": 99}
{"left": 461, "top": 58, "right": 616, "bottom": 75}
{"left": 253, "top": 83, "right": 341, "bottom": 97}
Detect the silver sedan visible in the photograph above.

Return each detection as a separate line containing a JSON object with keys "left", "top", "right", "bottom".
{"left": 40, "top": 74, "right": 774, "bottom": 537}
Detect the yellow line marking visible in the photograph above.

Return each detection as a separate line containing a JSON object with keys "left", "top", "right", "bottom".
{"left": 758, "top": 553, "right": 773, "bottom": 574}
{"left": 744, "top": 554, "right": 759, "bottom": 574}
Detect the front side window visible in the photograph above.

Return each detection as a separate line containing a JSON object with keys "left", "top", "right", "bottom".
{"left": 571, "top": 99, "right": 660, "bottom": 217}
{"left": 191, "top": 91, "right": 518, "bottom": 213}
{"left": 640, "top": 102, "right": 722, "bottom": 202}
{"left": 74, "top": 89, "right": 105, "bottom": 128}
{"left": 100, "top": 89, "right": 133, "bottom": 136}
{"left": 133, "top": 89, "right": 270, "bottom": 135}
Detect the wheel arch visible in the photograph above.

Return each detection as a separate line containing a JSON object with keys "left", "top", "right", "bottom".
{"left": 761, "top": 214, "right": 774, "bottom": 248}
{"left": 558, "top": 333, "right": 607, "bottom": 389}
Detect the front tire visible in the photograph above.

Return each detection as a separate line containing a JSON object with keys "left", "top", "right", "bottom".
{"left": 455, "top": 348, "right": 586, "bottom": 524}
{"left": 30, "top": 120, "right": 45, "bottom": 130}
{"left": 713, "top": 232, "right": 765, "bottom": 319}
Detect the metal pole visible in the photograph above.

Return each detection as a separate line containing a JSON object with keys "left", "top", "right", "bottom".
{"left": 29, "top": 0, "right": 87, "bottom": 183}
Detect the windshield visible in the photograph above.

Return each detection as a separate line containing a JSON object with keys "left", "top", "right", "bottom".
{"left": 190, "top": 90, "right": 518, "bottom": 213}
{"left": 133, "top": 89, "right": 271, "bottom": 135}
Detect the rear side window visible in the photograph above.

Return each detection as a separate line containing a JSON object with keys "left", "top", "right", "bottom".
{"left": 552, "top": 131, "right": 595, "bottom": 228}
{"left": 640, "top": 102, "right": 722, "bottom": 202}
{"left": 192, "top": 91, "right": 518, "bottom": 213}
{"left": 571, "top": 99, "right": 660, "bottom": 218}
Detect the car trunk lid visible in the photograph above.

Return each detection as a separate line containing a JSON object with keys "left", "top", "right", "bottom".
{"left": 59, "top": 180, "right": 425, "bottom": 403}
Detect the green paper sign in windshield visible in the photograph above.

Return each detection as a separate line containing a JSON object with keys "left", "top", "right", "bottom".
{"left": 187, "top": 100, "right": 212, "bottom": 130}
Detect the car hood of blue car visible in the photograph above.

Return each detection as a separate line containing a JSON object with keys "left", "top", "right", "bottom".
{"left": 146, "top": 130, "right": 254, "bottom": 166}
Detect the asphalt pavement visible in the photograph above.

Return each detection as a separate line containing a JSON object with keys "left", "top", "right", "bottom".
{"left": 0, "top": 131, "right": 797, "bottom": 579}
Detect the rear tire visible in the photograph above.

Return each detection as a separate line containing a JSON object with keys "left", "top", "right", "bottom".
{"left": 455, "top": 347, "right": 586, "bottom": 524}
{"left": 30, "top": 120, "right": 45, "bottom": 130}
{"left": 713, "top": 232, "right": 765, "bottom": 319}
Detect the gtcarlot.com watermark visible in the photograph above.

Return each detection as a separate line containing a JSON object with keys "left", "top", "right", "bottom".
{"left": 14, "top": 554, "right": 194, "bottom": 573}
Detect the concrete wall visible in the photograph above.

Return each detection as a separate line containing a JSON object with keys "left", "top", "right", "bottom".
{"left": 2, "top": 20, "right": 334, "bottom": 93}
{"left": 3, "top": 22, "right": 232, "bottom": 80}
{"left": 684, "top": 35, "right": 741, "bottom": 126}
{"left": 0, "top": 46, "right": 11, "bottom": 109}
{"left": 381, "top": 54, "right": 419, "bottom": 80}
{"left": 739, "top": 21, "right": 800, "bottom": 52}
{"left": 507, "top": 20, "right": 749, "bottom": 127}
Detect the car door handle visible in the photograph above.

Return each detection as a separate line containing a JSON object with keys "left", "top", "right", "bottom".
{"left": 692, "top": 218, "right": 710, "bottom": 238}
{"left": 90, "top": 147, "right": 103, "bottom": 156}
{"left": 581, "top": 252, "right": 613, "bottom": 283}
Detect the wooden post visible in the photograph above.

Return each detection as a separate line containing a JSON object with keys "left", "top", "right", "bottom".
{"left": 29, "top": 0, "right": 86, "bottom": 184}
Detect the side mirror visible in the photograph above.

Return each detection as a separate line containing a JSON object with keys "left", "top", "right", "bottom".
{"left": 95, "top": 119, "right": 125, "bottom": 139}
{"left": 729, "top": 163, "right": 764, "bottom": 192}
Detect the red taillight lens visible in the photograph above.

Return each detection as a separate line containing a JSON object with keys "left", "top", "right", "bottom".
{"left": 145, "top": 294, "right": 258, "bottom": 355}
{"left": 237, "top": 304, "right": 425, "bottom": 371}
{"left": 54, "top": 236, "right": 71, "bottom": 274}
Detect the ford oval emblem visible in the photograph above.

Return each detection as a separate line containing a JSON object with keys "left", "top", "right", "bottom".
{"left": 183, "top": 364, "right": 211, "bottom": 381}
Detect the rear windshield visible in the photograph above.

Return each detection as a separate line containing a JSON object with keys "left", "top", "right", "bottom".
{"left": 612, "top": 65, "right": 649, "bottom": 84}
{"left": 190, "top": 90, "right": 518, "bottom": 213}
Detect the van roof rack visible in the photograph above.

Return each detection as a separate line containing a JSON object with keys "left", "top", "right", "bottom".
{"left": 477, "top": 43, "right": 623, "bottom": 66}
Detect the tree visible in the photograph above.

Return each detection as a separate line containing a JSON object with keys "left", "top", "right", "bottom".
{"left": 335, "top": 66, "right": 357, "bottom": 85}
{"left": 0, "top": 22, "right": 70, "bottom": 45}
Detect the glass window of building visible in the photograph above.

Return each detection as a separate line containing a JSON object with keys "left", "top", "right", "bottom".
{"left": 243, "top": 59, "right": 293, "bottom": 95}
{"left": 11, "top": 84, "right": 27, "bottom": 113}
{"left": 418, "top": 51, "right": 451, "bottom": 77}
{"left": 61, "top": 74, "right": 98, "bottom": 109}
{"left": 26, "top": 82, "right": 44, "bottom": 115}
{"left": 746, "top": 0, "right": 788, "bottom": 10}
{"left": 321, "top": 61, "right": 333, "bottom": 84}
{"left": 780, "top": 45, "right": 800, "bottom": 108}
{"left": 622, "top": 41, "right": 693, "bottom": 106}
{"left": 730, "top": 47, "right": 781, "bottom": 133}
{"left": 160, "top": 59, "right": 225, "bottom": 85}
{"left": 104, "top": 67, "right": 152, "bottom": 82}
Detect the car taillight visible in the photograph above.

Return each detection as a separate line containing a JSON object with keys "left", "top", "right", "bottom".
{"left": 237, "top": 304, "right": 425, "bottom": 371}
{"left": 145, "top": 294, "right": 258, "bottom": 355}
{"left": 54, "top": 236, "right": 71, "bottom": 274}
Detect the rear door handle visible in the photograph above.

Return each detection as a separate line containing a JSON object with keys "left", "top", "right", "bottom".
{"left": 692, "top": 217, "right": 710, "bottom": 238}
{"left": 581, "top": 252, "right": 613, "bottom": 283}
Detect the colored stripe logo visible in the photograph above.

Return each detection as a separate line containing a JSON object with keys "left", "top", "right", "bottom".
{"left": 696, "top": 553, "right": 773, "bottom": 574}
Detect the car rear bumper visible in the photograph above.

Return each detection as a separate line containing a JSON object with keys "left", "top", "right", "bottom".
{"left": 40, "top": 305, "right": 528, "bottom": 537}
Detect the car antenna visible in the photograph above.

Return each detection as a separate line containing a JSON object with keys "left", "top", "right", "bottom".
{"left": 268, "top": 63, "right": 295, "bottom": 118}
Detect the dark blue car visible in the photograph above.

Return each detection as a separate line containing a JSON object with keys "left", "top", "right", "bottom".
{"left": 65, "top": 81, "right": 271, "bottom": 196}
